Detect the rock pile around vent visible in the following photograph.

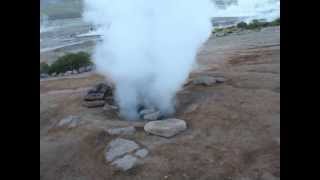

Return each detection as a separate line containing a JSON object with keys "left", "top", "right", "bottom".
{"left": 83, "top": 83, "right": 164, "bottom": 121}
{"left": 82, "top": 82, "right": 115, "bottom": 108}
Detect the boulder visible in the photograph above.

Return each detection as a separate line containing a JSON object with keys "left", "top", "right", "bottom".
{"left": 72, "top": 70, "right": 78, "bottom": 74}
{"left": 82, "top": 100, "right": 105, "bottom": 108}
{"left": 105, "top": 138, "right": 140, "bottom": 162}
{"left": 51, "top": 72, "right": 57, "bottom": 76}
{"left": 106, "top": 127, "right": 136, "bottom": 136}
{"left": 111, "top": 155, "right": 138, "bottom": 171}
{"left": 144, "top": 118, "right": 187, "bottom": 138}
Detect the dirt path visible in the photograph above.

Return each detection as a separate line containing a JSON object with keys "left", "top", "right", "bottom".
{"left": 40, "top": 26, "right": 280, "bottom": 180}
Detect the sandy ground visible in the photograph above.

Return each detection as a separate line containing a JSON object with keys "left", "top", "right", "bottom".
{"left": 40, "top": 26, "right": 280, "bottom": 180}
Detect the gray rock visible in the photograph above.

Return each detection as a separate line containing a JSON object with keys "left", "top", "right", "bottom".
{"left": 143, "top": 111, "right": 160, "bottom": 121}
{"left": 51, "top": 72, "right": 57, "bottom": 76}
{"left": 215, "top": 77, "right": 226, "bottom": 83}
{"left": 144, "top": 118, "right": 187, "bottom": 138}
{"left": 105, "top": 138, "right": 140, "bottom": 162}
{"left": 184, "top": 104, "right": 199, "bottom": 113}
{"left": 111, "top": 155, "right": 138, "bottom": 171}
{"left": 82, "top": 100, "right": 105, "bottom": 108}
{"left": 86, "top": 65, "right": 93, "bottom": 72}
{"left": 40, "top": 73, "right": 49, "bottom": 78}
{"left": 215, "top": 32, "right": 226, "bottom": 37}
{"left": 84, "top": 93, "right": 105, "bottom": 101}
{"left": 58, "top": 115, "right": 81, "bottom": 128}
{"left": 72, "top": 70, "right": 78, "bottom": 74}
{"left": 106, "top": 127, "right": 136, "bottom": 136}
{"left": 64, "top": 71, "right": 73, "bottom": 76}
{"left": 134, "top": 148, "right": 149, "bottom": 158}
{"left": 192, "top": 76, "right": 217, "bottom": 86}
{"left": 78, "top": 67, "right": 86, "bottom": 73}
{"left": 139, "top": 108, "right": 156, "bottom": 116}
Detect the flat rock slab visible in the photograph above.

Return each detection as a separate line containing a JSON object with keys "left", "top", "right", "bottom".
{"left": 105, "top": 138, "right": 140, "bottom": 162}
{"left": 143, "top": 111, "right": 161, "bottom": 121}
{"left": 144, "top": 119, "right": 187, "bottom": 138}
{"left": 191, "top": 76, "right": 226, "bottom": 86}
{"left": 111, "top": 155, "right": 138, "bottom": 171}
{"left": 57, "top": 116, "right": 81, "bottom": 128}
{"left": 192, "top": 76, "right": 217, "bottom": 86}
{"left": 82, "top": 100, "right": 106, "bottom": 108}
{"left": 84, "top": 93, "right": 105, "bottom": 101}
{"left": 106, "top": 127, "right": 136, "bottom": 136}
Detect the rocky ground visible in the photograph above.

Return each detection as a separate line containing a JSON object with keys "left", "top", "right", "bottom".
{"left": 40, "top": 26, "right": 280, "bottom": 180}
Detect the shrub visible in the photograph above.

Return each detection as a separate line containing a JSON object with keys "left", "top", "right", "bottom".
{"left": 269, "top": 18, "right": 280, "bottom": 26}
{"left": 247, "top": 20, "right": 262, "bottom": 29}
{"left": 40, "top": 62, "right": 50, "bottom": 74}
{"left": 48, "top": 52, "right": 92, "bottom": 74}
{"left": 237, "top": 21, "right": 248, "bottom": 29}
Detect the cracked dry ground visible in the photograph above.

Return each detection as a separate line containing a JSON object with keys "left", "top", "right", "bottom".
{"left": 40, "top": 26, "right": 280, "bottom": 180}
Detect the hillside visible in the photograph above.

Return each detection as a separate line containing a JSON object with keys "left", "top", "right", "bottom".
{"left": 40, "top": 0, "right": 83, "bottom": 20}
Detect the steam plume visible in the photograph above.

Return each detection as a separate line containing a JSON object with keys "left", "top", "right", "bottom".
{"left": 83, "top": 0, "right": 214, "bottom": 120}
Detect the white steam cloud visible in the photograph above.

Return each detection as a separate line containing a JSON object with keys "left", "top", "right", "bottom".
{"left": 83, "top": 0, "right": 214, "bottom": 120}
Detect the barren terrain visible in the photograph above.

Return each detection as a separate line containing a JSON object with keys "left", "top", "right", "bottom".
{"left": 40, "top": 26, "right": 280, "bottom": 180}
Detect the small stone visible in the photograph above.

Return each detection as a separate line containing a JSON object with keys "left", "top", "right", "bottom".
{"left": 105, "top": 138, "right": 140, "bottom": 162}
{"left": 134, "top": 148, "right": 149, "bottom": 158}
{"left": 192, "top": 76, "right": 217, "bottom": 86}
{"left": 86, "top": 65, "right": 93, "bottom": 72}
{"left": 64, "top": 71, "right": 72, "bottom": 76}
{"left": 215, "top": 32, "right": 226, "bottom": 37}
{"left": 144, "top": 118, "right": 187, "bottom": 138}
{"left": 78, "top": 67, "right": 86, "bottom": 73}
{"left": 83, "top": 100, "right": 105, "bottom": 108}
{"left": 215, "top": 77, "right": 226, "bottom": 83}
{"left": 143, "top": 111, "right": 161, "bottom": 121}
{"left": 103, "top": 104, "right": 119, "bottom": 111}
{"left": 40, "top": 73, "right": 49, "bottom": 78}
{"left": 111, "top": 155, "right": 138, "bottom": 171}
{"left": 106, "top": 127, "right": 136, "bottom": 136}
{"left": 139, "top": 108, "right": 156, "bottom": 116}
{"left": 184, "top": 104, "right": 199, "bottom": 113}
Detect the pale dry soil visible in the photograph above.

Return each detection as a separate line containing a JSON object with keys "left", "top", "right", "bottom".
{"left": 40, "top": 26, "right": 280, "bottom": 180}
